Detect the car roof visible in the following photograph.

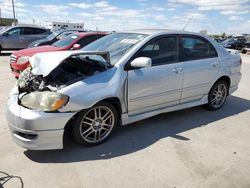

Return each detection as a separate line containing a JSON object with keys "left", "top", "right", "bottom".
{"left": 60, "top": 29, "right": 85, "bottom": 32}
{"left": 120, "top": 29, "right": 205, "bottom": 37}
{"left": 10, "top": 25, "right": 49, "bottom": 30}
{"left": 76, "top": 32, "right": 107, "bottom": 37}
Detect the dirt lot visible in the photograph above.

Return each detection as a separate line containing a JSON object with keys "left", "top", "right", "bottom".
{"left": 0, "top": 52, "right": 250, "bottom": 188}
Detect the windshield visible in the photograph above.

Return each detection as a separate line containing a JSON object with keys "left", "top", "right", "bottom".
{"left": 82, "top": 33, "right": 148, "bottom": 65}
{"left": 222, "top": 38, "right": 236, "bottom": 44}
{"left": 56, "top": 32, "right": 73, "bottom": 40}
{"left": 0, "top": 27, "right": 9, "bottom": 34}
{"left": 46, "top": 33, "right": 58, "bottom": 40}
{"left": 53, "top": 34, "right": 79, "bottom": 48}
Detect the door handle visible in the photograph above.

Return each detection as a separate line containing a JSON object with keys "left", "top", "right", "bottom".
{"left": 210, "top": 62, "right": 218, "bottom": 67}
{"left": 172, "top": 68, "right": 178, "bottom": 74}
{"left": 172, "top": 68, "right": 183, "bottom": 74}
{"left": 177, "top": 67, "right": 183, "bottom": 72}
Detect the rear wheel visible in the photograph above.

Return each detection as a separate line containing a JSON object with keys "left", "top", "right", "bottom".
{"left": 206, "top": 80, "right": 228, "bottom": 111}
{"left": 72, "top": 102, "right": 118, "bottom": 146}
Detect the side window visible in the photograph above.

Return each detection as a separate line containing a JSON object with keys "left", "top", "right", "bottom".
{"left": 6, "top": 28, "right": 21, "bottom": 36}
{"left": 22, "top": 27, "right": 35, "bottom": 35}
{"left": 33, "top": 28, "right": 47, "bottom": 34}
{"left": 77, "top": 36, "right": 97, "bottom": 48}
{"left": 181, "top": 36, "right": 217, "bottom": 61}
{"left": 136, "top": 36, "right": 178, "bottom": 65}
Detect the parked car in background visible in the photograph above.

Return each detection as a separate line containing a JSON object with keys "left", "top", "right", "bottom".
{"left": 242, "top": 35, "right": 250, "bottom": 54}
{"left": 214, "top": 38, "right": 223, "bottom": 43}
{"left": 10, "top": 32, "right": 107, "bottom": 77}
{"left": 221, "top": 37, "right": 246, "bottom": 50}
{"left": 5, "top": 29, "right": 242, "bottom": 150}
{"left": 0, "top": 26, "right": 8, "bottom": 31}
{"left": 0, "top": 26, "right": 52, "bottom": 53}
{"left": 28, "top": 29, "right": 85, "bottom": 48}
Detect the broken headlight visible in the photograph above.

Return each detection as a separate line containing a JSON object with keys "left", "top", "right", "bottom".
{"left": 16, "top": 56, "right": 30, "bottom": 64}
{"left": 20, "top": 91, "right": 69, "bottom": 112}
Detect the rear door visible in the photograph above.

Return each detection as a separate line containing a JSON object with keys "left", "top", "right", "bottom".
{"left": 127, "top": 35, "right": 183, "bottom": 115}
{"left": 21, "top": 27, "right": 48, "bottom": 48}
{"left": 180, "top": 35, "right": 219, "bottom": 103}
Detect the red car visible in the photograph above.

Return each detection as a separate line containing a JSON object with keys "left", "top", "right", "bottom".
{"left": 10, "top": 32, "right": 107, "bottom": 78}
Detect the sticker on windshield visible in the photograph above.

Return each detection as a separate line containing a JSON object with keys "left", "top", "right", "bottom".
{"left": 120, "top": 39, "right": 139, "bottom": 44}
{"left": 71, "top": 35, "right": 78, "bottom": 39}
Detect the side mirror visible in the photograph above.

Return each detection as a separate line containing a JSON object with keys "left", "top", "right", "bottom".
{"left": 72, "top": 44, "right": 81, "bottom": 50}
{"left": 130, "top": 57, "right": 152, "bottom": 69}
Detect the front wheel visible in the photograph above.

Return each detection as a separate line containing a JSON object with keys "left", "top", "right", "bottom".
{"left": 206, "top": 80, "right": 228, "bottom": 111}
{"left": 72, "top": 102, "right": 118, "bottom": 146}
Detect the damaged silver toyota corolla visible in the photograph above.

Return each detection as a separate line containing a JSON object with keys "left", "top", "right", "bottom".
{"left": 5, "top": 30, "right": 242, "bottom": 150}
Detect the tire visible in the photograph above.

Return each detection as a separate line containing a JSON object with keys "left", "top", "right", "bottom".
{"left": 72, "top": 101, "right": 118, "bottom": 146}
{"left": 242, "top": 49, "right": 247, "bottom": 54}
{"left": 0, "top": 45, "right": 2, "bottom": 54}
{"left": 206, "top": 80, "right": 228, "bottom": 111}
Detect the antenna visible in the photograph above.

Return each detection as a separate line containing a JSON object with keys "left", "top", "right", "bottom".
{"left": 182, "top": 16, "right": 193, "bottom": 31}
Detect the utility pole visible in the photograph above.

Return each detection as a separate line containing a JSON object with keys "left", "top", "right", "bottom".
{"left": 12, "top": 0, "right": 16, "bottom": 25}
{"left": 0, "top": 7, "right": 1, "bottom": 18}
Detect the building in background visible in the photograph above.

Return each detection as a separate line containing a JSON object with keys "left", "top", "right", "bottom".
{"left": 0, "top": 18, "right": 18, "bottom": 26}
{"left": 44, "top": 21, "right": 84, "bottom": 31}
{"left": 199, "top": 30, "right": 208, "bottom": 35}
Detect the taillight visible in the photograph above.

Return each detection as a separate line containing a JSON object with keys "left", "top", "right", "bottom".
{"left": 240, "top": 57, "right": 242, "bottom": 65}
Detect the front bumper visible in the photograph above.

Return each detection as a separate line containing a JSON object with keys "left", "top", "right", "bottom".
{"left": 5, "top": 92, "right": 76, "bottom": 150}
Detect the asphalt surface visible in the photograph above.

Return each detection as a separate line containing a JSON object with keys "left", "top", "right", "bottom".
{"left": 0, "top": 52, "right": 250, "bottom": 188}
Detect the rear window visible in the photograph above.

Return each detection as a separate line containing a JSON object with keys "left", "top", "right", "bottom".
{"left": 33, "top": 28, "right": 47, "bottom": 34}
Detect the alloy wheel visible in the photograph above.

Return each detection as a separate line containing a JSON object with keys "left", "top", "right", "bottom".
{"left": 79, "top": 106, "right": 115, "bottom": 143}
{"left": 211, "top": 83, "right": 227, "bottom": 108}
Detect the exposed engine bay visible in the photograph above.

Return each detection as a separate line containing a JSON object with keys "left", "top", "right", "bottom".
{"left": 18, "top": 53, "right": 111, "bottom": 94}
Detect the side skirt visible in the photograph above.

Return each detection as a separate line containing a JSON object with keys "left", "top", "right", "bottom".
{"left": 121, "top": 95, "right": 208, "bottom": 125}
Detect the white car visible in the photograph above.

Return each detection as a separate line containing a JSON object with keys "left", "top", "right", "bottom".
{"left": 5, "top": 29, "right": 242, "bottom": 150}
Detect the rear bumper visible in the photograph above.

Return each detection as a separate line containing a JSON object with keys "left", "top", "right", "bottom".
{"left": 5, "top": 92, "right": 76, "bottom": 150}
{"left": 229, "top": 72, "right": 242, "bottom": 95}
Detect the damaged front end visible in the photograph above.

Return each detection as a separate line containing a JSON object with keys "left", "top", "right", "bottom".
{"left": 17, "top": 51, "right": 112, "bottom": 112}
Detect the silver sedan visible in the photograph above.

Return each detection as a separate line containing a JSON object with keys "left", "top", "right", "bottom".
{"left": 5, "top": 29, "right": 242, "bottom": 150}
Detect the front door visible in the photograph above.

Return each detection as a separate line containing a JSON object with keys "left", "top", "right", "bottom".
{"left": 127, "top": 35, "right": 183, "bottom": 115}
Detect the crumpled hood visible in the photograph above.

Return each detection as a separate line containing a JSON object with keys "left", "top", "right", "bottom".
{"left": 30, "top": 51, "right": 81, "bottom": 77}
{"left": 29, "top": 50, "right": 110, "bottom": 77}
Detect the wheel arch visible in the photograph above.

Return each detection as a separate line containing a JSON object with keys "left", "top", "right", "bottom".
{"left": 63, "top": 97, "right": 122, "bottom": 144}
{"left": 211, "top": 75, "right": 231, "bottom": 95}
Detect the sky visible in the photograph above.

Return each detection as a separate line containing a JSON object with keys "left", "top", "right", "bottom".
{"left": 0, "top": 0, "right": 250, "bottom": 34}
